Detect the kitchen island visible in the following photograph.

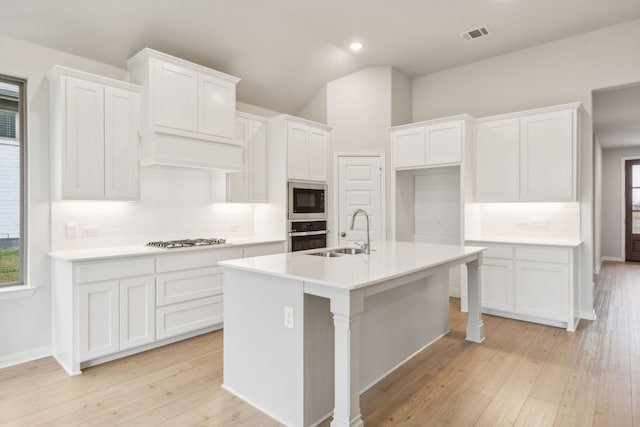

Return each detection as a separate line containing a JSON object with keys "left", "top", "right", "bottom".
{"left": 220, "top": 241, "right": 485, "bottom": 427}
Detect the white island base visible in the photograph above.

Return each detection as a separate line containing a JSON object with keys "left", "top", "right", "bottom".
{"left": 220, "top": 241, "right": 485, "bottom": 427}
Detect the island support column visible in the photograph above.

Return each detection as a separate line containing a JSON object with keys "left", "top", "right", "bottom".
{"left": 465, "top": 258, "right": 485, "bottom": 343}
{"left": 330, "top": 289, "right": 365, "bottom": 427}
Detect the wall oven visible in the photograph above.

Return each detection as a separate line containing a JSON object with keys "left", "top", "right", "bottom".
{"left": 288, "top": 181, "right": 327, "bottom": 220}
{"left": 289, "top": 220, "right": 328, "bottom": 252}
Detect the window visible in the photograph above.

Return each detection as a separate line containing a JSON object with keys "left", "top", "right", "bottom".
{"left": 0, "top": 76, "right": 26, "bottom": 287}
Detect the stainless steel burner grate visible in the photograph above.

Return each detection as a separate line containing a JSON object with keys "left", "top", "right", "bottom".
{"left": 146, "top": 238, "right": 227, "bottom": 249}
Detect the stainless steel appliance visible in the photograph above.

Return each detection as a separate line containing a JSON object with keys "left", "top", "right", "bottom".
{"left": 288, "top": 181, "right": 327, "bottom": 220}
{"left": 288, "top": 221, "right": 328, "bottom": 252}
{"left": 147, "top": 238, "right": 228, "bottom": 249}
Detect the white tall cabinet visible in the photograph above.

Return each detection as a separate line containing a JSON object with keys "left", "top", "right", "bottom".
{"left": 474, "top": 103, "right": 581, "bottom": 202}
{"left": 390, "top": 116, "right": 473, "bottom": 298}
{"left": 48, "top": 66, "right": 141, "bottom": 200}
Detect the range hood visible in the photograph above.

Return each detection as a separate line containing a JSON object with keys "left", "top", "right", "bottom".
{"left": 139, "top": 131, "right": 244, "bottom": 172}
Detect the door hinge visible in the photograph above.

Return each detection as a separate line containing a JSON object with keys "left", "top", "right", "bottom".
{"left": 379, "top": 167, "right": 382, "bottom": 176}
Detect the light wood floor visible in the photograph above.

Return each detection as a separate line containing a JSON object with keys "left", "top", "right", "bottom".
{"left": 1, "top": 261, "right": 639, "bottom": 426}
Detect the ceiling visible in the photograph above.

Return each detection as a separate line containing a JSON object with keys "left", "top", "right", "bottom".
{"left": 1, "top": 0, "right": 640, "bottom": 114}
{"left": 594, "top": 84, "right": 640, "bottom": 149}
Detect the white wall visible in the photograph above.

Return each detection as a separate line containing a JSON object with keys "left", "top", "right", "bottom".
{"left": 297, "top": 86, "right": 327, "bottom": 124}
{"left": 412, "top": 18, "right": 640, "bottom": 319}
{"left": 0, "top": 33, "right": 127, "bottom": 360}
{"left": 326, "top": 66, "right": 412, "bottom": 239}
{"left": 601, "top": 147, "right": 640, "bottom": 260}
{"left": 594, "top": 139, "right": 603, "bottom": 271}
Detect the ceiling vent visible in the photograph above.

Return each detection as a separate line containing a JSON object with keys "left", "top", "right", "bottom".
{"left": 461, "top": 26, "right": 490, "bottom": 41}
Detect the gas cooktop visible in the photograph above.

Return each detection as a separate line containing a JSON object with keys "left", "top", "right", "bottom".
{"left": 146, "top": 238, "right": 228, "bottom": 249}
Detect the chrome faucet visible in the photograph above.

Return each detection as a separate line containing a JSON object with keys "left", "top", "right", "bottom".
{"left": 350, "top": 209, "right": 370, "bottom": 254}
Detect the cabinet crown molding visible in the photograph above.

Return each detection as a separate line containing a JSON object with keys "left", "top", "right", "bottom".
{"left": 474, "top": 102, "right": 583, "bottom": 124}
{"left": 269, "top": 114, "right": 332, "bottom": 132}
{"left": 126, "top": 47, "right": 240, "bottom": 84}
{"left": 390, "top": 114, "right": 474, "bottom": 131}
{"left": 47, "top": 65, "right": 141, "bottom": 92}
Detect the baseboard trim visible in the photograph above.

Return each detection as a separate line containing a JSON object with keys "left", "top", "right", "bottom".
{"left": 0, "top": 346, "right": 51, "bottom": 370}
{"left": 580, "top": 309, "right": 597, "bottom": 321}
{"left": 594, "top": 262, "right": 602, "bottom": 274}
{"left": 601, "top": 256, "right": 624, "bottom": 263}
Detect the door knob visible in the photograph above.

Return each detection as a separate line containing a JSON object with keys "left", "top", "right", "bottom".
{"left": 340, "top": 232, "right": 346, "bottom": 237}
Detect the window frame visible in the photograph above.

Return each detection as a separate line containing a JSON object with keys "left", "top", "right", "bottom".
{"left": 0, "top": 74, "right": 27, "bottom": 288}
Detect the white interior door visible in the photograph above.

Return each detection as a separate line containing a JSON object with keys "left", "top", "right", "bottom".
{"left": 337, "top": 156, "right": 384, "bottom": 247}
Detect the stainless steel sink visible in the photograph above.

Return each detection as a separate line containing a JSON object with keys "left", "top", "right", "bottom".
{"left": 329, "top": 247, "right": 366, "bottom": 255}
{"left": 307, "top": 247, "right": 366, "bottom": 257}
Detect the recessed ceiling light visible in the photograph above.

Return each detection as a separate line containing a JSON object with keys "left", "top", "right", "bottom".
{"left": 350, "top": 42, "right": 363, "bottom": 51}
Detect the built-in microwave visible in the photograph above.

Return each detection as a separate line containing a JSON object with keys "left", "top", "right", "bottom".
{"left": 288, "top": 181, "right": 327, "bottom": 220}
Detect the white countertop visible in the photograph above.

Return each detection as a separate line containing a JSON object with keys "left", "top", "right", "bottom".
{"left": 465, "top": 237, "right": 582, "bottom": 247}
{"left": 49, "top": 237, "right": 285, "bottom": 261}
{"left": 219, "top": 241, "right": 485, "bottom": 290}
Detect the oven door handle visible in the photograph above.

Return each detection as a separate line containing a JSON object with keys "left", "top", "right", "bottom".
{"left": 288, "top": 230, "right": 329, "bottom": 237}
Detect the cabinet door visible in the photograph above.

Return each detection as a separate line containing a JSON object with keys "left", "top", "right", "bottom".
{"left": 392, "top": 127, "right": 425, "bottom": 168}
{"left": 79, "top": 281, "right": 119, "bottom": 361}
{"left": 515, "top": 260, "right": 568, "bottom": 321}
{"left": 287, "top": 122, "right": 309, "bottom": 180}
{"left": 104, "top": 86, "right": 140, "bottom": 200}
{"left": 197, "top": 74, "right": 235, "bottom": 139}
{"left": 481, "top": 258, "right": 514, "bottom": 312}
{"left": 152, "top": 59, "right": 198, "bottom": 131}
{"left": 247, "top": 119, "right": 268, "bottom": 201}
{"left": 475, "top": 119, "right": 520, "bottom": 201}
{"left": 227, "top": 118, "right": 249, "bottom": 201}
{"left": 119, "top": 276, "right": 155, "bottom": 351}
{"left": 307, "top": 128, "right": 328, "bottom": 182}
{"left": 64, "top": 77, "right": 105, "bottom": 199}
{"left": 520, "top": 110, "right": 574, "bottom": 201}
{"left": 425, "top": 121, "right": 462, "bottom": 165}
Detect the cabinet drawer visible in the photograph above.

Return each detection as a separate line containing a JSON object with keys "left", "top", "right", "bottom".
{"left": 243, "top": 242, "right": 285, "bottom": 258}
{"left": 156, "top": 247, "right": 243, "bottom": 272}
{"left": 516, "top": 246, "right": 569, "bottom": 264}
{"left": 76, "top": 258, "right": 155, "bottom": 283}
{"left": 156, "top": 296, "right": 223, "bottom": 340}
{"left": 156, "top": 266, "right": 223, "bottom": 306}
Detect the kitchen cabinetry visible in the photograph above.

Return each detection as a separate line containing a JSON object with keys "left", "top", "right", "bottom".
{"left": 474, "top": 103, "right": 580, "bottom": 202}
{"left": 269, "top": 115, "right": 330, "bottom": 182}
{"left": 466, "top": 240, "right": 579, "bottom": 330}
{"left": 212, "top": 112, "right": 268, "bottom": 202}
{"left": 48, "top": 66, "right": 141, "bottom": 200}
{"left": 127, "top": 48, "right": 243, "bottom": 171}
{"left": 391, "top": 117, "right": 471, "bottom": 169}
{"left": 50, "top": 240, "right": 285, "bottom": 375}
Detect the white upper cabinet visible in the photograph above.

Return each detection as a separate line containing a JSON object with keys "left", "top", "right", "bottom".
{"left": 474, "top": 103, "right": 580, "bottom": 202}
{"left": 129, "top": 48, "right": 238, "bottom": 142}
{"left": 127, "top": 48, "right": 242, "bottom": 171}
{"left": 215, "top": 112, "right": 268, "bottom": 203}
{"left": 152, "top": 59, "right": 198, "bottom": 131}
{"left": 268, "top": 115, "right": 330, "bottom": 182}
{"left": 48, "top": 66, "right": 141, "bottom": 200}
{"left": 474, "top": 118, "right": 520, "bottom": 201}
{"left": 391, "top": 116, "right": 469, "bottom": 169}
{"left": 520, "top": 110, "right": 575, "bottom": 201}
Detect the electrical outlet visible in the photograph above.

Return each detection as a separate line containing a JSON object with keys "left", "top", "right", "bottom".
{"left": 435, "top": 218, "right": 442, "bottom": 228}
{"left": 80, "top": 225, "right": 98, "bottom": 237}
{"left": 284, "top": 306, "right": 294, "bottom": 329}
{"left": 66, "top": 222, "right": 78, "bottom": 238}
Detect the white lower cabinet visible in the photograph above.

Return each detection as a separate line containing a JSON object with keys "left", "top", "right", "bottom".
{"left": 79, "top": 281, "right": 119, "bottom": 361}
{"left": 515, "top": 260, "right": 568, "bottom": 322}
{"left": 51, "top": 241, "right": 285, "bottom": 374}
{"left": 468, "top": 240, "right": 578, "bottom": 330}
{"left": 481, "top": 258, "right": 514, "bottom": 312}
{"left": 157, "top": 295, "right": 224, "bottom": 340}
{"left": 119, "top": 276, "right": 156, "bottom": 351}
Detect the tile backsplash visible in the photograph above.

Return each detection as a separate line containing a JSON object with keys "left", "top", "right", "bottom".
{"left": 51, "top": 167, "right": 258, "bottom": 251}
{"left": 465, "top": 202, "right": 580, "bottom": 241}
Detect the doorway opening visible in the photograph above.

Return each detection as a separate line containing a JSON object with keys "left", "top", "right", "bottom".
{"left": 624, "top": 159, "right": 640, "bottom": 261}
